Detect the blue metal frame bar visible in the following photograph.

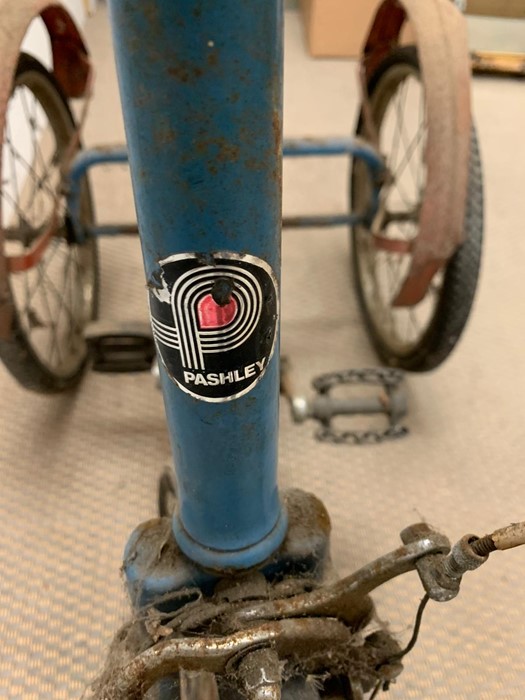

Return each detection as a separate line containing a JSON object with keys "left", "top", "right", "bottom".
{"left": 82, "top": 214, "right": 366, "bottom": 238}
{"left": 68, "top": 146, "right": 128, "bottom": 240}
{"left": 283, "top": 137, "right": 384, "bottom": 169}
{"left": 284, "top": 214, "right": 362, "bottom": 227}
{"left": 67, "top": 139, "right": 384, "bottom": 239}
{"left": 84, "top": 214, "right": 365, "bottom": 238}
{"left": 107, "top": 0, "right": 287, "bottom": 570}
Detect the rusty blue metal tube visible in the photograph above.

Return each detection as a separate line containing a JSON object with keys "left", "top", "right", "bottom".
{"left": 67, "top": 138, "right": 384, "bottom": 238}
{"left": 107, "top": 0, "right": 286, "bottom": 569}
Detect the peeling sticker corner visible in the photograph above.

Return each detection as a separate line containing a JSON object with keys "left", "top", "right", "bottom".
{"left": 148, "top": 267, "right": 171, "bottom": 304}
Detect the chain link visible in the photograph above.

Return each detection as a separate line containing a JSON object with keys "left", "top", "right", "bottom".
{"left": 312, "top": 367, "right": 408, "bottom": 445}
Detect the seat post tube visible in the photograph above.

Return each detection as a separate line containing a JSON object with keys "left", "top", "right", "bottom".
{"left": 107, "top": 0, "right": 286, "bottom": 569}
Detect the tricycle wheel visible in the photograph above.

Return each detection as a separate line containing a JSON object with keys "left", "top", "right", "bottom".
{"left": 0, "top": 53, "right": 99, "bottom": 392}
{"left": 351, "top": 46, "right": 483, "bottom": 371}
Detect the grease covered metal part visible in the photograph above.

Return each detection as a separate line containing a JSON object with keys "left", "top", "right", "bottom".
{"left": 237, "top": 648, "right": 282, "bottom": 700}
{"left": 401, "top": 522, "right": 525, "bottom": 602}
{"left": 92, "top": 618, "right": 352, "bottom": 700}
{"left": 93, "top": 528, "right": 447, "bottom": 698}
{"left": 123, "top": 490, "right": 331, "bottom": 610}
{"left": 229, "top": 535, "right": 448, "bottom": 628}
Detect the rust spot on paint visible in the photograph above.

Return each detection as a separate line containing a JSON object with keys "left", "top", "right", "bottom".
{"left": 195, "top": 137, "right": 239, "bottom": 164}
{"left": 245, "top": 158, "right": 265, "bottom": 172}
{"left": 143, "top": 3, "right": 161, "bottom": 24}
{"left": 272, "top": 109, "right": 281, "bottom": 158}
{"left": 154, "top": 125, "right": 177, "bottom": 145}
{"left": 218, "top": 143, "right": 240, "bottom": 163}
{"left": 167, "top": 64, "right": 203, "bottom": 83}
{"left": 272, "top": 110, "right": 283, "bottom": 192}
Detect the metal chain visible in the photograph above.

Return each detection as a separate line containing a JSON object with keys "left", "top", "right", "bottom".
{"left": 312, "top": 367, "right": 408, "bottom": 445}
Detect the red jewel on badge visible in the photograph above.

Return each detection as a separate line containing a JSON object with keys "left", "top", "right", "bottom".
{"left": 198, "top": 294, "right": 238, "bottom": 329}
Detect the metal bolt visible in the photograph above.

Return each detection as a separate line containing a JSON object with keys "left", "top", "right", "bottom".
{"left": 236, "top": 648, "right": 281, "bottom": 700}
{"left": 442, "top": 535, "right": 488, "bottom": 579}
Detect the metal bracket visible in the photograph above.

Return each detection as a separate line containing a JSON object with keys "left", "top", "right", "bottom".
{"left": 401, "top": 521, "right": 525, "bottom": 602}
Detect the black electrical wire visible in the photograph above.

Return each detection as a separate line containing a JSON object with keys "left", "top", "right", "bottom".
{"left": 371, "top": 593, "right": 431, "bottom": 697}
{"left": 392, "top": 593, "right": 430, "bottom": 661}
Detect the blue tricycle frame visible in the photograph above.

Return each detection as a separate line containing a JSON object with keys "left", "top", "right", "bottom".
{"left": 2, "top": 0, "right": 521, "bottom": 698}
{"left": 65, "top": 0, "right": 385, "bottom": 575}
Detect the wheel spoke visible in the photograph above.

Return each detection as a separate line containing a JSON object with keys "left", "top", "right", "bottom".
{"left": 64, "top": 248, "right": 82, "bottom": 341}
{"left": 388, "top": 129, "right": 412, "bottom": 209}
{"left": 388, "top": 88, "right": 404, "bottom": 175}
{"left": 5, "top": 123, "right": 22, "bottom": 227}
{"left": 20, "top": 88, "right": 41, "bottom": 218}
{"left": 395, "top": 78, "right": 420, "bottom": 190}
{"left": 23, "top": 238, "right": 64, "bottom": 311}
{"left": 386, "top": 79, "right": 422, "bottom": 207}
{"left": 393, "top": 120, "right": 425, "bottom": 185}
{"left": 7, "top": 90, "right": 57, "bottom": 208}
{"left": 416, "top": 90, "right": 427, "bottom": 193}
{"left": 40, "top": 271, "right": 61, "bottom": 368}
{"left": 1, "top": 183, "right": 30, "bottom": 232}
{"left": 381, "top": 253, "right": 399, "bottom": 302}
{"left": 65, "top": 247, "right": 81, "bottom": 344}
{"left": 40, "top": 270, "right": 80, "bottom": 327}
{"left": 6, "top": 133, "right": 57, "bottom": 203}
{"left": 50, "top": 249, "right": 74, "bottom": 369}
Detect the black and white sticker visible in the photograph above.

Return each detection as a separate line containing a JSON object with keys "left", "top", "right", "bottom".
{"left": 149, "top": 252, "right": 278, "bottom": 402}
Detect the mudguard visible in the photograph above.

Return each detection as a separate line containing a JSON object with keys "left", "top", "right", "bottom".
{"left": 362, "top": 0, "right": 471, "bottom": 305}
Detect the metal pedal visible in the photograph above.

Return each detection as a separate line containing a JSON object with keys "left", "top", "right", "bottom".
{"left": 86, "top": 321, "right": 156, "bottom": 373}
{"left": 281, "top": 361, "right": 408, "bottom": 445}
